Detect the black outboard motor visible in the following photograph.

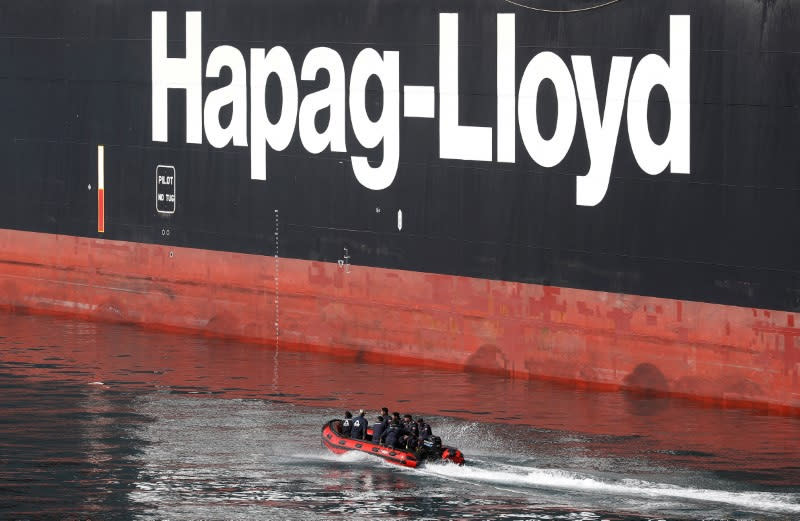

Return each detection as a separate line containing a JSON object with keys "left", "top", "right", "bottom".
{"left": 422, "top": 436, "right": 442, "bottom": 450}
{"left": 417, "top": 435, "right": 463, "bottom": 464}
{"left": 417, "top": 435, "right": 443, "bottom": 461}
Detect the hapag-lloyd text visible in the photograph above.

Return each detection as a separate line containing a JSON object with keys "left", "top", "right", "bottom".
{"left": 152, "top": 12, "right": 689, "bottom": 206}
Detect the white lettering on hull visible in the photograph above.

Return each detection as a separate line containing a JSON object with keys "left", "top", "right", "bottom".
{"left": 151, "top": 12, "right": 690, "bottom": 206}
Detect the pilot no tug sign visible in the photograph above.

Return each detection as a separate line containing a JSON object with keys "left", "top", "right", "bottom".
{"left": 156, "top": 165, "right": 176, "bottom": 214}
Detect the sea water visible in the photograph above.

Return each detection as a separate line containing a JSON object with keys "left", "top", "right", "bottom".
{"left": 1, "top": 311, "right": 798, "bottom": 520}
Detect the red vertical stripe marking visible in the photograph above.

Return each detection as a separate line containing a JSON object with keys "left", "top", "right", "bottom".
{"left": 97, "top": 145, "right": 105, "bottom": 233}
{"left": 97, "top": 188, "right": 105, "bottom": 233}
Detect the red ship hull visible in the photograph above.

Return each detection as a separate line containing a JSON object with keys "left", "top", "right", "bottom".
{"left": 0, "top": 229, "right": 798, "bottom": 414}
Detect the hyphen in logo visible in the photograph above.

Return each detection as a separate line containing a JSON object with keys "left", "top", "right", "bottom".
{"left": 152, "top": 12, "right": 689, "bottom": 206}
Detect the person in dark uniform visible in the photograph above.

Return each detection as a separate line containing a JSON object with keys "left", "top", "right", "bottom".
{"left": 371, "top": 415, "right": 386, "bottom": 443}
{"left": 341, "top": 411, "right": 353, "bottom": 437}
{"left": 392, "top": 411, "right": 401, "bottom": 424}
{"left": 402, "top": 414, "right": 418, "bottom": 435}
{"left": 400, "top": 414, "right": 418, "bottom": 450}
{"left": 380, "top": 407, "right": 389, "bottom": 420}
{"left": 416, "top": 417, "right": 432, "bottom": 439}
{"left": 350, "top": 409, "right": 368, "bottom": 440}
{"left": 380, "top": 419, "right": 402, "bottom": 448}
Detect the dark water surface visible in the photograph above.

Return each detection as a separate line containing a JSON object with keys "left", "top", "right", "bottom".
{"left": 1, "top": 311, "right": 799, "bottom": 520}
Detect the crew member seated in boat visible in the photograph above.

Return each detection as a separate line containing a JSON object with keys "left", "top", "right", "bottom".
{"left": 416, "top": 417, "right": 432, "bottom": 439}
{"left": 402, "top": 414, "right": 418, "bottom": 435}
{"left": 341, "top": 411, "right": 353, "bottom": 437}
{"left": 351, "top": 409, "right": 368, "bottom": 440}
{"left": 371, "top": 415, "right": 387, "bottom": 443}
{"left": 400, "top": 414, "right": 419, "bottom": 450}
{"left": 405, "top": 434, "right": 419, "bottom": 451}
{"left": 402, "top": 414, "right": 418, "bottom": 439}
{"left": 380, "top": 419, "right": 402, "bottom": 448}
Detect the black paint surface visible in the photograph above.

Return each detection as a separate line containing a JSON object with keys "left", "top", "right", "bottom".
{"left": 0, "top": 0, "right": 797, "bottom": 311}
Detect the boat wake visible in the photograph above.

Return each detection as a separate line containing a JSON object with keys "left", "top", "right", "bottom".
{"left": 416, "top": 459, "right": 800, "bottom": 515}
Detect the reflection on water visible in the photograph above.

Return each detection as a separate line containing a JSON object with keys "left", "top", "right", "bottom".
{"left": 0, "top": 366, "right": 151, "bottom": 518}
{"left": 1, "top": 311, "right": 799, "bottom": 520}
